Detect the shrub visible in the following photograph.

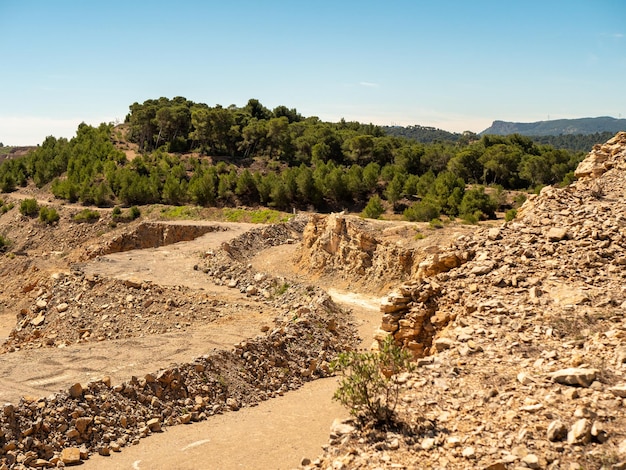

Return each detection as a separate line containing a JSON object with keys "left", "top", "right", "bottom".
{"left": 73, "top": 209, "right": 101, "bottom": 223}
{"left": 459, "top": 187, "right": 496, "bottom": 220}
{"left": 39, "top": 206, "right": 60, "bottom": 224}
{"left": 505, "top": 209, "right": 517, "bottom": 222}
{"left": 429, "top": 218, "right": 443, "bottom": 229}
{"left": 1, "top": 202, "right": 14, "bottom": 214}
{"left": 129, "top": 206, "right": 141, "bottom": 220}
{"left": 331, "top": 336, "right": 414, "bottom": 425}
{"left": 460, "top": 211, "right": 480, "bottom": 225}
{"left": 403, "top": 200, "right": 440, "bottom": 222}
{"left": 361, "top": 195, "right": 385, "bottom": 219}
{"left": 19, "top": 198, "right": 39, "bottom": 217}
{"left": 0, "top": 234, "right": 10, "bottom": 252}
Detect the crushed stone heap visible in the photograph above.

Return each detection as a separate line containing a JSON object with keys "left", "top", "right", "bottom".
{"left": 308, "top": 132, "right": 626, "bottom": 469}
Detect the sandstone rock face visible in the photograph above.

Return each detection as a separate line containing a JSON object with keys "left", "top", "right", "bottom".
{"left": 87, "top": 222, "right": 227, "bottom": 258}
{"left": 574, "top": 131, "right": 626, "bottom": 178}
{"left": 296, "top": 214, "right": 417, "bottom": 289}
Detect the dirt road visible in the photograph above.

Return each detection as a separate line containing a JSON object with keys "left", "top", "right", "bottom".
{"left": 1, "top": 219, "right": 383, "bottom": 468}
{"left": 79, "top": 288, "right": 380, "bottom": 470}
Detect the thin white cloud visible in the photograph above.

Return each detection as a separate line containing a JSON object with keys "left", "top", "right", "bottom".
{"left": 612, "top": 33, "right": 624, "bottom": 39}
{"left": 359, "top": 81, "right": 380, "bottom": 88}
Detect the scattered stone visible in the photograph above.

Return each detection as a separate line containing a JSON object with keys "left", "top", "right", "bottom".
{"left": 610, "top": 384, "right": 626, "bottom": 398}
{"left": 330, "top": 419, "right": 355, "bottom": 438}
{"left": 547, "top": 227, "right": 569, "bottom": 241}
{"left": 522, "top": 453, "right": 540, "bottom": 469}
{"left": 550, "top": 368, "right": 598, "bottom": 387}
{"left": 68, "top": 383, "right": 83, "bottom": 398}
{"left": 421, "top": 438, "right": 435, "bottom": 450}
{"left": 30, "top": 313, "right": 45, "bottom": 327}
{"left": 146, "top": 418, "right": 161, "bottom": 432}
{"left": 462, "top": 446, "right": 476, "bottom": 458}
{"left": 568, "top": 418, "right": 592, "bottom": 445}
{"left": 547, "top": 420, "right": 568, "bottom": 442}
{"left": 434, "top": 337, "right": 454, "bottom": 351}
{"left": 59, "top": 448, "right": 81, "bottom": 465}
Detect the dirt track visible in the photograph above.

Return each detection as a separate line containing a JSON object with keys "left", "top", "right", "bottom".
{"left": 0, "top": 218, "right": 382, "bottom": 468}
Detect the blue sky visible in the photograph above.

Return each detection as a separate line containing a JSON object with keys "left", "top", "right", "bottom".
{"left": 1, "top": 0, "right": 624, "bottom": 145}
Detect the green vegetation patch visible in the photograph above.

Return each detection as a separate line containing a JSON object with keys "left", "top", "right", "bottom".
{"left": 160, "top": 205, "right": 201, "bottom": 220}
{"left": 0, "top": 234, "right": 11, "bottom": 252}
{"left": 111, "top": 206, "right": 141, "bottom": 222}
{"left": 73, "top": 209, "right": 101, "bottom": 223}
{"left": 223, "top": 208, "right": 291, "bottom": 224}
{"left": 0, "top": 199, "right": 14, "bottom": 215}
{"left": 19, "top": 198, "right": 39, "bottom": 217}
{"left": 361, "top": 195, "right": 384, "bottom": 219}
{"left": 39, "top": 206, "right": 60, "bottom": 224}
{"left": 331, "top": 336, "right": 414, "bottom": 426}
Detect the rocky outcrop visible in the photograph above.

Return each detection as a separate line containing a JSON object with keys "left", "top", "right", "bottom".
{"left": 308, "top": 132, "right": 626, "bottom": 468}
{"left": 295, "top": 214, "right": 418, "bottom": 289}
{"left": 574, "top": 131, "right": 626, "bottom": 179}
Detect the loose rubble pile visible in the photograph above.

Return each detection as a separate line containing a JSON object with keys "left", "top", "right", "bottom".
{"left": 306, "top": 132, "right": 626, "bottom": 469}
{"left": 1, "top": 273, "right": 229, "bottom": 352}
{"left": 0, "top": 286, "right": 354, "bottom": 469}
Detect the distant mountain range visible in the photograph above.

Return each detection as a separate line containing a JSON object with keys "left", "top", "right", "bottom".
{"left": 480, "top": 116, "right": 626, "bottom": 136}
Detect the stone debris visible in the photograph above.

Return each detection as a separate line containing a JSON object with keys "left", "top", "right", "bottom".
{"left": 0, "top": 215, "right": 359, "bottom": 468}
{"left": 304, "top": 133, "right": 626, "bottom": 469}
{"left": 550, "top": 368, "right": 599, "bottom": 388}
{"left": 0, "top": 283, "right": 355, "bottom": 468}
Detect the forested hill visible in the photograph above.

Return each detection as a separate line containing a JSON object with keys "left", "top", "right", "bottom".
{"left": 0, "top": 96, "right": 606, "bottom": 225}
{"left": 481, "top": 116, "right": 626, "bottom": 136}
{"left": 382, "top": 125, "right": 463, "bottom": 143}
{"left": 381, "top": 125, "right": 608, "bottom": 152}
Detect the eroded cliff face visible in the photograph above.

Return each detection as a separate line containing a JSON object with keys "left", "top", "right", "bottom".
{"left": 295, "top": 214, "right": 415, "bottom": 290}
{"left": 295, "top": 213, "right": 475, "bottom": 292}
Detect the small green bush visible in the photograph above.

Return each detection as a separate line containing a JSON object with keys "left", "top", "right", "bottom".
{"left": 331, "top": 336, "right": 414, "bottom": 425}
{"left": 361, "top": 195, "right": 385, "bottom": 219}
{"left": 460, "top": 211, "right": 480, "bottom": 225}
{"left": 112, "top": 206, "right": 122, "bottom": 217}
{"left": 39, "top": 206, "right": 60, "bottom": 224}
{"left": 19, "top": 198, "right": 39, "bottom": 217}
{"left": 505, "top": 209, "right": 517, "bottom": 222}
{"left": 429, "top": 218, "right": 443, "bottom": 229}
{"left": 0, "top": 234, "right": 10, "bottom": 252}
{"left": 129, "top": 206, "right": 141, "bottom": 220}
{"left": 1, "top": 202, "right": 14, "bottom": 214}
{"left": 513, "top": 193, "right": 527, "bottom": 207}
{"left": 73, "top": 209, "right": 101, "bottom": 223}
{"left": 403, "top": 200, "right": 440, "bottom": 222}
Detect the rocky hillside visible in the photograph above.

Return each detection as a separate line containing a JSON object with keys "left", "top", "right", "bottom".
{"left": 306, "top": 132, "right": 626, "bottom": 469}
{"left": 481, "top": 117, "right": 626, "bottom": 136}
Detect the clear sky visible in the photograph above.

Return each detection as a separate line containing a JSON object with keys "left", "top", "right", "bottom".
{"left": 1, "top": 0, "right": 625, "bottom": 145}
